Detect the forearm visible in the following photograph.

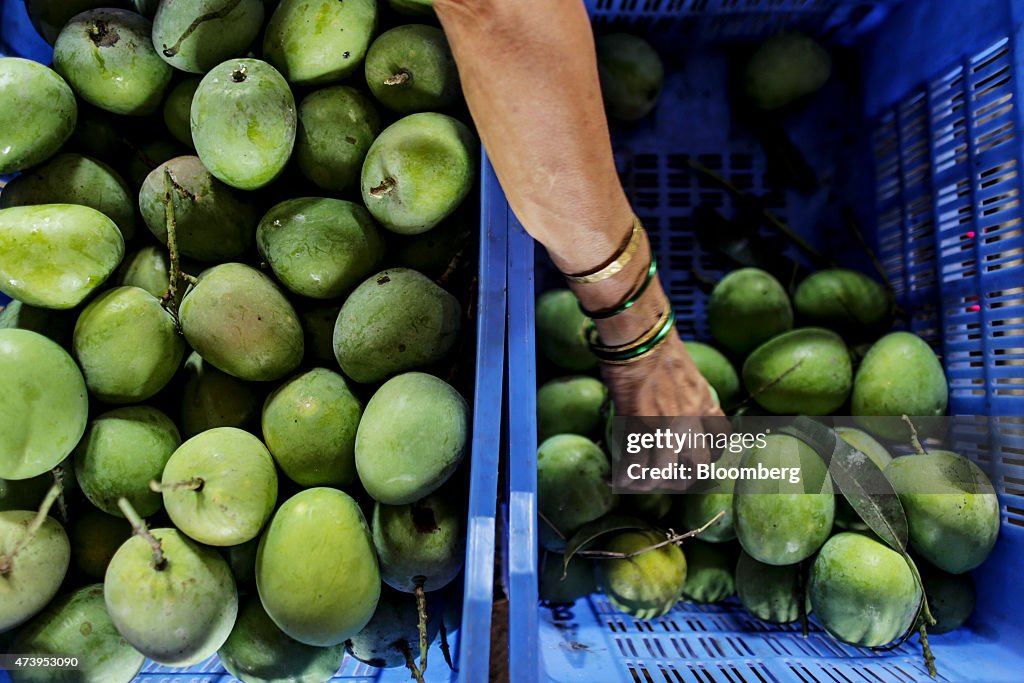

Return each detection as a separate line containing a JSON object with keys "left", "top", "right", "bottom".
{"left": 434, "top": 0, "right": 632, "bottom": 276}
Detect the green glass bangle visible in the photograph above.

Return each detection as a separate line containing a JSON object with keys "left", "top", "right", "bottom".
{"left": 580, "top": 256, "right": 658, "bottom": 320}
{"left": 588, "top": 308, "right": 677, "bottom": 363}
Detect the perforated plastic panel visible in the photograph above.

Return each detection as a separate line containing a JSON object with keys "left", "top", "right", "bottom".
{"left": 504, "top": 0, "right": 1024, "bottom": 681}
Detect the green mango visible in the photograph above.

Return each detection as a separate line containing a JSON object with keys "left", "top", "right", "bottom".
{"left": 295, "top": 86, "right": 381, "bottom": 192}
{"left": 65, "top": 102, "right": 132, "bottom": 165}
{"left": 596, "top": 529, "right": 687, "bottom": 620}
{"left": 852, "top": 332, "right": 948, "bottom": 440}
{"left": 222, "top": 537, "right": 259, "bottom": 588}
{"left": 0, "top": 58, "right": 77, "bottom": 174}
{"left": 140, "top": 156, "right": 259, "bottom": 261}
{"left": 163, "top": 78, "right": 201, "bottom": 147}
{"left": 105, "top": 527, "right": 238, "bottom": 665}
{"left": 742, "top": 327, "right": 852, "bottom": 415}
{"left": 220, "top": 597, "right": 346, "bottom": 683}
{"left": 298, "top": 304, "right": 341, "bottom": 365}
{"left": 391, "top": 214, "right": 472, "bottom": 277}
{"left": 536, "top": 376, "right": 607, "bottom": 442}
{"left": 684, "top": 341, "right": 742, "bottom": 408}
{"left": 73, "top": 286, "right": 186, "bottom": 403}
{"left": 0, "top": 329, "right": 88, "bottom": 480}
{"left": 10, "top": 584, "right": 144, "bottom": 683}
{"left": 537, "top": 434, "right": 614, "bottom": 538}
{"left": 53, "top": 9, "right": 173, "bottom": 116}
{"left": 808, "top": 531, "right": 921, "bottom": 647}
{"left": 345, "top": 586, "right": 440, "bottom": 669}
{"left": 191, "top": 59, "right": 296, "bottom": 190}
{"left": 263, "top": 0, "right": 378, "bottom": 85}
{"left": 735, "top": 551, "right": 803, "bottom": 623}
{"left": 74, "top": 406, "right": 181, "bottom": 518}
{"left": 744, "top": 33, "right": 831, "bottom": 111}
{"left": 0, "top": 204, "right": 124, "bottom": 310}
{"left": 333, "top": 268, "right": 461, "bottom": 384}
{"left": 361, "top": 112, "right": 477, "bottom": 235}
{"left": 921, "top": 565, "right": 975, "bottom": 634}
{"left": 0, "top": 300, "right": 76, "bottom": 344}
{"left": 707, "top": 268, "right": 793, "bottom": 356}
{"left": 256, "top": 488, "right": 381, "bottom": 646}
{"left": 153, "top": 0, "right": 265, "bottom": 73}
{"left": 262, "top": 368, "right": 363, "bottom": 488}
{"left": 0, "top": 153, "right": 135, "bottom": 241}
{"left": 679, "top": 540, "right": 735, "bottom": 604}
{"left": 595, "top": 33, "right": 663, "bottom": 121}
{"left": 24, "top": 0, "right": 128, "bottom": 44}
{"left": 885, "top": 451, "right": 999, "bottom": 574}
{"left": 116, "top": 246, "right": 175, "bottom": 300}
{"left": 126, "top": 137, "right": 185, "bottom": 189}
{"left": 355, "top": 372, "right": 468, "bottom": 505}
{"left": 387, "top": 0, "right": 434, "bottom": 16}
{"left": 257, "top": 198, "right": 385, "bottom": 299}
{"left": 180, "top": 263, "right": 304, "bottom": 382}
{"left": 733, "top": 434, "right": 834, "bottom": 565}
{"left": 159, "top": 428, "right": 278, "bottom": 546}
{"left": 539, "top": 552, "right": 596, "bottom": 604}
{"left": 70, "top": 507, "right": 132, "bottom": 579}
{"left": 793, "top": 269, "right": 892, "bottom": 337}
{"left": 0, "top": 509, "right": 70, "bottom": 633}
{"left": 535, "top": 289, "right": 598, "bottom": 372}
{"left": 675, "top": 449, "right": 744, "bottom": 543}
{"left": 372, "top": 491, "right": 465, "bottom": 592}
{"left": 832, "top": 427, "right": 892, "bottom": 531}
{"left": 364, "top": 25, "right": 459, "bottom": 114}
{"left": 179, "top": 351, "right": 263, "bottom": 437}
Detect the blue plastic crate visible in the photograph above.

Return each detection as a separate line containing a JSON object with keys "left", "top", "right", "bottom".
{"left": 0, "top": 0, "right": 506, "bottom": 679}
{"left": 502, "top": 0, "right": 1024, "bottom": 680}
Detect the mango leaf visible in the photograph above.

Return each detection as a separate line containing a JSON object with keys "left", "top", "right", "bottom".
{"left": 562, "top": 515, "right": 647, "bottom": 578}
{"left": 778, "top": 416, "right": 908, "bottom": 553}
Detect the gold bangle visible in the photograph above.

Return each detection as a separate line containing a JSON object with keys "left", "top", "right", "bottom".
{"left": 564, "top": 216, "right": 644, "bottom": 284}
{"left": 597, "top": 324, "right": 675, "bottom": 365}
{"left": 588, "top": 303, "right": 673, "bottom": 355}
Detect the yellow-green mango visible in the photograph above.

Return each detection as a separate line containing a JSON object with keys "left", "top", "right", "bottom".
{"left": 295, "top": 86, "right": 381, "bottom": 192}
{"left": 596, "top": 529, "right": 686, "bottom": 620}
{"left": 191, "top": 59, "right": 296, "bottom": 190}
{"left": 256, "top": 488, "right": 380, "bottom": 646}
{"left": 742, "top": 327, "right": 852, "bottom": 415}
{"left": 179, "top": 263, "right": 304, "bottom": 382}
{"left": 0, "top": 58, "right": 77, "bottom": 174}
{"left": 263, "top": 0, "right": 378, "bottom": 86}
{"left": 53, "top": 9, "right": 172, "bottom": 115}
{"left": 708, "top": 268, "right": 793, "bottom": 355}
{"left": 364, "top": 24, "right": 459, "bottom": 114}
{"left": 72, "top": 286, "right": 186, "bottom": 403}
{"left": 0, "top": 509, "right": 70, "bottom": 633}
{"left": 153, "top": 0, "right": 265, "bottom": 73}
{"left": 0, "top": 329, "right": 88, "bottom": 480}
{"left": 0, "top": 204, "right": 124, "bottom": 310}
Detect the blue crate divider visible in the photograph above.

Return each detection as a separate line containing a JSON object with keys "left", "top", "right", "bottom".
{"left": 0, "top": 0, "right": 506, "bottom": 678}
{"left": 503, "top": 0, "right": 1024, "bottom": 680}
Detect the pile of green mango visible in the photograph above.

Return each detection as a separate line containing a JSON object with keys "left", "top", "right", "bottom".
{"left": 534, "top": 266, "right": 997, "bottom": 651}
{"left": 0, "top": 0, "right": 475, "bottom": 680}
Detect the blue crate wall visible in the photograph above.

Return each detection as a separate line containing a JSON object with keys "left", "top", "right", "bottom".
{"left": 506, "top": 0, "right": 1024, "bottom": 681}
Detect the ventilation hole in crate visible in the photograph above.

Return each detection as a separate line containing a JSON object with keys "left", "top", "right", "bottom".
{"left": 977, "top": 124, "right": 1015, "bottom": 155}
{"left": 984, "top": 222, "right": 1022, "bottom": 246}
{"left": 628, "top": 664, "right": 655, "bottom": 683}
{"left": 979, "top": 158, "right": 1017, "bottom": 187}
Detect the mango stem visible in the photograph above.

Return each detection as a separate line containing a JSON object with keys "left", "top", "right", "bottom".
{"left": 0, "top": 484, "right": 61, "bottom": 577}
{"left": 118, "top": 498, "right": 167, "bottom": 571}
{"left": 51, "top": 466, "right": 69, "bottom": 524}
{"left": 399, "top": 641, "right": 426, "bottom": 683}
{"left": 414, "top": 577, "right": 429, "bottom": 676}
{"left": 149, "top": 477, "right": 204, "bottom": 493}
{"left": 369, "top": 177, "right": 396, "bottom": 197}
{"left": 919, "top": 623, "right": 938, "bottom": 678}
{"left": 901, "top": 415, "right": 928, "bottom": 455}
{"left": 577, "top": 510, "right": 725, "bottom": 560}
{"left": 384, "top": 70, "right": 412, "bottom": 86}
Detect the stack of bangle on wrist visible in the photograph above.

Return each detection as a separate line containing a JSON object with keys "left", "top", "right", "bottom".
{"left": 563, "top": 215, "right": 676, "bottom": 365}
